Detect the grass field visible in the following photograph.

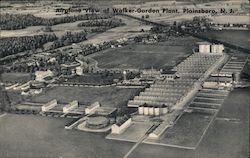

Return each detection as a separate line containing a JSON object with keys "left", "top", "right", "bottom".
{"left": 0, "top": 20, "right": 105, "bottom": 38}
{"left": 131, "top": 143, "right": 195, "bottom": 158}
{"left": 217, "top": 87, "right": 249, "bottom": 122}
{"left": 152, "top": 109, "right": 215, "bottom": 148}
{"left": 29, "top": 86, "right": 141, "bottom": 108}
{"left": 0, "top": 72, "right": 32, "bottom": 83}
{"left": 90, "top": 36, "right": 200, "bottom": 70}
{"left": 0, "top": 114, "right": 133, "bottom": 158}
{"left": 73, "top": 15, "right": 152, "bottom": 46}
{"left": 195, "top": 87, "right": 249, "bottom": 158}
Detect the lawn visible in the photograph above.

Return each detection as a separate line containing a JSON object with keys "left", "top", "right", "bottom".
{"left": 28, "top": 86, "right": 141, "bottom": 108}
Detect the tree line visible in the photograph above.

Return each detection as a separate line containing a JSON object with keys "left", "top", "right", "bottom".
{"left": 0, "top": 30, "right": 89, "bottom": 59}
{"left": 49, "top": 31, "right": 87, "bottom": 49}
{"left": 77, "top": 19, "right": 124, "bottom": 27}
{"left": 0, "top": 34, "right": 57, "bottom": 58}
{"left": 0, "top": 13, "right": 112, "bottom": 30}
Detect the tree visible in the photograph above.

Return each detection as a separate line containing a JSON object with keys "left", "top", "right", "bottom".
{"left": 0, "top": 86, "right": 11, "bottom": 112}
{"left": 44, "top": 25, "right": 53, "bottom": 32}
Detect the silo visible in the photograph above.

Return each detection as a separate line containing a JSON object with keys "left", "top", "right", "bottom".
{"left": 217, "top": 44, "right": 224, "bottom": 53}
{"left": 148, "top": 106, "right": 154, "bottom": 115}
{"left": 232, "top": 72, "right": 241, "bottom": 83}
{"left": 162, "top": 106, "right": 168, "bottom": 114}
{"left": 211, "top": 44, "right": 217, "bottom": 53}
{"left": 154, "top": 107, "right": 160, "bottom": 116}
{"left": 199, "top": 42, "right": 211, "bottom": 53}
{"left": 143, "top": 106, "right": 149, "bottom": 115}
{"left": 138, "top": 106, "right": 144, "bottom": 115}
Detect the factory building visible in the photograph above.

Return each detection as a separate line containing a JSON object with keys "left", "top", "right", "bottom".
{"left": 203, "top": 76, "right": 233, "bottom": 88}
{"left": 111, "top": 116, "right": 132, "bottom": 134}
{"left": 140, "top": 69, "right": 161, "bottom": 78}
{"left": 85, "top": 102, "right": 101, "bottom": 115}
{"left": 41, "top": 99, "right": 57, "bottom": 112}
{"left": 76, "top": 66, "right": 84, "bottom": 75}
{"left": 63, "top": 100, "right": 78, "bottom": 113}
{"left": 128, "top": 52, "right": 224, "bottom": 119}
{"left": 35, "top": 70, "right": 54, "bottom": 82}
{"left": 160, "top": 70, "right": 177, "bottom": 80}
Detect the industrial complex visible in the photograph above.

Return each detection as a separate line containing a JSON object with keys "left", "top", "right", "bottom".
{"left": 3, "top": 41, "right": 248, "bottom": 148}
{"left": 0, "top": 1, "right": 249, "bottom": 158}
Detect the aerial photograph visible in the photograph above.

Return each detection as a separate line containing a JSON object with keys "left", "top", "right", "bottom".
{"left": 0, "top": 0, "right": 249, "bottom": 158}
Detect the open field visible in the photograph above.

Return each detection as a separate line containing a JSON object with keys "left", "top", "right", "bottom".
{"left": 71, "top": 15, "right": 152, "bottom": 46}
{"left": 0, "top": 20, "right": 90, "bottom": 38}
{"left": 66, "top": 73, "right": 122, "bottom": 85}
{"left": 0, "top": 72, "right": 32, "bottom": 83}
{"left": 196, "top": 119, "right": 249, "bottom": 158}
{"left": 0, "top": 26, "right": 46, "bottom": 38}
{"left": 28, "top": 86, "right": 141, "bottom": 107}
{"left": 196, "top": 87, "right": 249, "bottom": 158}
{"left": 200, "top": 30, "right": 250, "bottom": 50}
{"left": 0, "top": 15, "right": 150, "bottom": 41}
{"left": 0, "top": 88, "right": 248, "bottom": 158}
{"left": 147, "top": 109, "right": 215, "bottom": 148}
{"left": 217, "top": 87, "right": 250, "bottom": 121}
{"left": 89, "top": 36, "right": 201, "bottom": 70}
{"left": 131, "top": 143, "right": 195, "bottom": 158}
{"left": 0, "top": 114, "right": 133, "bottom": 158}
{"left": 211, "top": 15, "right": 250, "bottom": 24}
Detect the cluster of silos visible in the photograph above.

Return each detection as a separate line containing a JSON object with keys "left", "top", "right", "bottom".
{"left": 138, "top": 105, "right": 168, "bottom": 116}
{"left": 211, "top": 44, "right": 224, "bottom": 53}
{"left": 198, "top": 42, "right": 224, "bottom": 54}
{"left": 198, "top": 42, "right": 211, "bottom": 53}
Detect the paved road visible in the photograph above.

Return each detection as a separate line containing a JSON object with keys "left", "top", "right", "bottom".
{"left": 123, "top": 124, "right": 159, "bottom": 158}
{"left": 0, "top": 113, "right": 7, "bottom": 118}
{"left": 123, "top": 134, "right": 148, "bottom": 158}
